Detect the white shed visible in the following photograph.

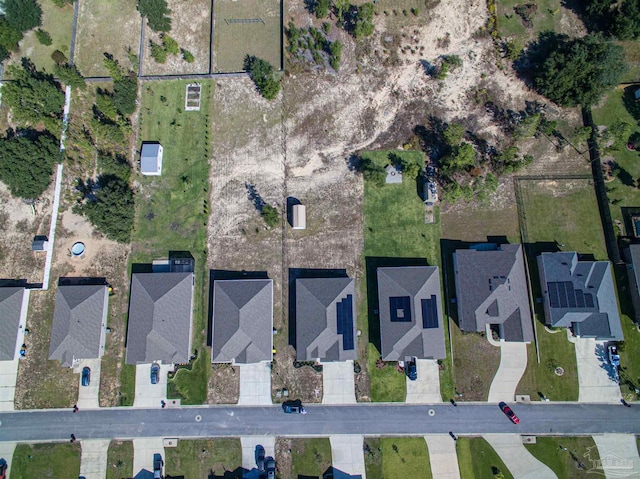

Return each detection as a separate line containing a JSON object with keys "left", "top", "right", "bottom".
{"left": 140, "top": 142, "right": 163, "bottom": 176}
{"left": 292, "top": 204, "right": 306, "bottom": 230}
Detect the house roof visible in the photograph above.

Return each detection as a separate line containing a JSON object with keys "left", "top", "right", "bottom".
{"left": 537, "top": 252, "right": 623, "bottom": 341}
{"left": 126, "top": 272, "right": 194, "bottom": 365}
{"left": 140, "top": 143, "right": 162, "bottom": 174}
{"left": 454, "top": 244, "right": 533, "bottom": 342}
{"left": 377, "top": 266, "right": 446, "bottom": 361}
{"left": 295, "top": 277, "right": 357, "bottom": 362}
{"left": 0, "top": 287, "right": 25, "bottom": 361}
{"left": 49, "top": 285, "right": 108, "bottom": 367}
{"left": 628, "top": 244, "right": 640, "bottom": 296}
{"left": 212, "top": 279, "right": 273, "bottom": 364}
{"left": 384, "top": 164, "right": 402, "bottom": 184}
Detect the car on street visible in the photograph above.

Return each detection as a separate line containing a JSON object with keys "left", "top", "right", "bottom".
{"left": 255, "top": 445, "right": 265, "bottom": 472}
{"left": 81, "top": 367, "right": 91, "bottom": 387}
{"left": 265, "top": 456, "right": 276, "bottom": 479}
{"left": 282, "top": 400, "right": 306, "bottom": 414}
{"left": 406, "top": 358, "right": 417, "bottom": 381}
{"left": 153, "top": 453, "right": 163, "bottom": 479}
{"left": 150, "top": 363, "right": 160, "bottom": 385}
{"left": 609, "top": 345, "right": 620, "bottom": 368}
{"left": 499, "top": 401, "right": 520, "bottom": 424}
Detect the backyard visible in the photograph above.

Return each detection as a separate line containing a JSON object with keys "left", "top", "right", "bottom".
{"left": 496, "top": 0, "right": 584, "bottom": 40}
{"left": 164, "top": 439, "right": 242, "bottom": 478}
{"left": 457, "top": 437, "right": 513, "bottom": 479}
{"left": 10, "top": 443, "right": 81, "bottom": 479}
{"left": 525, "top": 436, "right": 600, "bottom": 479}
{"left": 135, "top": 80, "right": 214, "bottom": 404}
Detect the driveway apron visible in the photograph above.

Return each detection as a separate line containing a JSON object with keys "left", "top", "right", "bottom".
{"left": 238, "top": 362, "right": 272, "bottom": 406}
{"left": 592, "top": 434, "right": 640, "bottom": 478}
{"left": 424, "top": 435, "right": 461, "bottom": 479}
{"left": 487, "top": 342, "right": 528, "bottom": 403}
{"left": 75, "top": 358, "right": 102, "bottom": 409}
{"left": 133, "top": 437, "right": 164, "bottom": 479}
{"left": 574, "top": 338, "right": 621, "bottom": 402}
{"left": 484, "top": 434, "right": 557, "bottom": 479}
{"left": 79, "top": 439, "right": 109, "bottom": 479}
{"left": 241, "top": 436, "right": 275, "bottom": 479}
{"left": 329, "top": 435, "right": 366, "bottom": 478}
{"left": 406, "top": 359, "right": 441, "bottom": 403}
{"left": 322, "top": 361, "right": 356, "bottom": 404}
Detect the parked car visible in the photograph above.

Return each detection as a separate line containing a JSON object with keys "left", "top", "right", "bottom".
{"left": 265, "top": 456, "right": 276, "bottom": 479}
{"left": 609, "top": 345, "right": 620, "bottom": 368}
{"left": 255, "top": 445, "right": 265, "bottom": 471}
{"left": 406, "top": 358, "right": 417, "bottom": 381}
{"left": 282, "top": 400, "right": 306, "bottom": 414}
{"left": 499, "top": 402, "right": 520, "bottom": 424}
{"left": 0, "top": 458, "right": 7, "bottom": 479}
{"left": 150, "top": 363, "right": 160, "bottom": 385}
{"left": 153, "top": 453, "right": 163, "bottom": 479}
{"left": 81, "top": 367, "right": 91, "bottom": 387}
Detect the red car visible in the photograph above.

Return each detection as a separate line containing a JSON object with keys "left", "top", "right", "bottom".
{"left": 499, "top": 402, "right": 520, "bottom": 424}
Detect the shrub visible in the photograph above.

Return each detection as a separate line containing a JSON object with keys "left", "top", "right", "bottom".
{"left": 53, "top": 63, "right": 85, "bottom": 88}
{"left": 51, "top": 49, "right": 68, "bottom": 64}
{"left": 95, "top": 89, "right": 118, "bottom": 121}
{"left": 261, "top": 204, "right": 280, "bottom": 228}
{"left": 607, "top": 121, "right": 632, "bottom": 150}
{"left": 315, "top": 0, "right": 331, "bottom": 19}
{"left": 98, "top": 151, "right": 131, "bottom": 182}
{"left": 441, "top": 142, "right": 475, "bottom": 173}
{"left": 150, "top": 41, "right": 167, "bottom": 63}
{"left": 244, "top": 55, "right": 281, "bottom": 100}
{"left": 52, "top": 0, "right": 74, "bottom": 5}
{"left": 162, "top": 33, "right": 179, "bottom": 55}
{"left": 35, "top": 28, "right": 52, "bottom": 45}
{"left": 329, "top": 40, "right": 343, "bottom": 70}
{"left": 112, "top": 75, "right": 138, "bottom": 116}
{"left": 138, "top": 0, "right": 171, "bottom": 32}
{"left": 322, "top": 22, "right": 331, "bottom": 35}
{"left": 443, "top": 122, "right": 465, "bottom": 146}
{"left": 181, "top": 48, "right": 194, "bottom": 63}
{"left": 353, "top": 3, "right": 375, "bottom": 38}
{"left": 103, "top": 54, "right": 124, "bottom": 81}
{"left": 513, "top": 113, "right": 541, "bottom": 139}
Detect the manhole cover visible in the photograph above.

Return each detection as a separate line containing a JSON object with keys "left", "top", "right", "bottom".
{"left": 428, "top": 409, "right": 435, "bottom": 417}
{"left": 555, "top": 367, "right": 565, "bottom": 376}
{"left": 195, "top": 415, "right": 202, "bottom": 422}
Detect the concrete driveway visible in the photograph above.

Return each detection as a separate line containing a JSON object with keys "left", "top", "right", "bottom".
{"left": 406, "top": 359, "right": 441, "bottom": 403}
{"left": 484, "top": 434, "right": 557, "bottom": 479}
{"left": 487, "top": 342, "right": 528, "bottom": 403}
{"left": 593, "top": 434, "right": 640, "bottom": 478}
{"left": 0, "top": 442, "right": 16, "bottom": 478}
{"left": 574, "top": 338, "right": 621, "bottom": 403}
{"left": 75, "top": 358, "right": 102, "bottom": 409}
{"left": 329, "top": 435, "right": 365, "bottom": 478}
{"left": 133, "top": 363, "right": 173, "bottom": 409}
{"left": 238, "top": 362, "right": 272, "bottom": 405}
{"left": 241, "top": 436, "right": 275, "bottom": 478}
{"left": 424, "top": 435, "right": 460, "bottom": 479}
{"left": 133, "top": 437, "right": 164, "bottom": 479}
{"left": 79, "top": 439, "right": 109, "bottom": 479}
{"left": 323, "top": 361, "right": 356, "bottom": 404}
{"left": 0, "top": 360, "right": 19, "bottom": 411}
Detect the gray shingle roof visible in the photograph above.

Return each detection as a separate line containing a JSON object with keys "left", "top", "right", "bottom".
{"left": 0, "top": 287, "right": 25, "bottom": 361}
{"left": 537, "top": 252, "right": 623, "bottom": 341}
{"left": 126, "top": 272, "right": 194, "bottom": 365}
{"left": 454, "top": 244, "right": 533, "bottom": 342}
{"left": 377, "top": 266, "right": 446, "bottom": 361}
{"left": 211, "top": 279, "right": 273, "bottom": 364}
{"left": 49, "top": 285, "right": 108, "bottom": 367}
{"left": 140, "top": 143, "right": 162, "bottom": 174}
{"left": 295, "top": 277, "right": 357, "bottom": 362}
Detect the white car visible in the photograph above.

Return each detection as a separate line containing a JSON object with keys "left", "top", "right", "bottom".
{"left": 608, "top": 345, "right": 620, "bottom": 368}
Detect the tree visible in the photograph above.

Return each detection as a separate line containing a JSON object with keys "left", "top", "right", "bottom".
{"left": 2, "top": 59, "right": 64, "bottom": 129}
{"left": 329, "top": 40, "right": 343, "bottom": 70}
{"left": 0, "top": 16, "right": 22, "bottom": 52}
{"left": 243, "top": 55, "right": 281, "bottom": 100}
{"left": 137, "top": 0, "right": 171, "bottom": 32}
{"left": 112, "top": 75, "right": 138, "bottom": 116}
{"left": 162, "top": 33, "right": 179, "bottom": 55}
{"left": 443, "top": 122, "right": 465, "bottom": 146}
{"left": 352, "top": 3, "right": 374, "bottom": 38}
{"left": 149, "top": 41, "right": 167, "bottom": 63}
{"left": 583, "top": 0, "right": 640, "bottom": 40}
{"left": 389, "top": 152, "right": 421, "bottom": 179}
{"left": 359, "top": 157, "right": 386, "bottom": 186}
{"left": 524, "top": 32, "right": 627, "bottom": 107}
{"left": 95, "top": 89, "right": 118, "bottom": 121}
{"left": 3, "top": 0, "right": 42, "bottom": 33}
{"left": 51, "top": 49, "right": 68, "bottom": 64}
{"left": 181, "top": 48, "right": 194, "bottom": 63}
{"left": 103, "top": 54, "right": 124, "bottom": 81}
{"left": 441, "top": 142, "right": 475, "bottom": 172}
{"left": 98, "top": 151, "right": 131, "bottom": 182}
{"left": 314, "top": 0, "right": 330, "bottom": 18}
{"left": 0, "top": 131, "right": 60, "bottom": 199}
{"left": 261, "top": 204, "right": 280, "bottom": 228}
{"left": 53, "top": 63, "right": 85, "bottom": 88}
{"left": 35, "top": 28, "right": 51, "bottom": 45}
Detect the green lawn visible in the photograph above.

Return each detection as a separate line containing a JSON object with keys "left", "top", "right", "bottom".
{"left": 291, "top": 438, "right": 332, "bottom": 478}
{"left": 457, "top": 437, "right": 513, "bottom": 479}
{"left": 497, "top": 0, "right": 570, "bottom": 40}
{"left": 361, "top": 150, "right": 451, "bottom": 401}
{"left": 620, "top": 41, "right": 640, "bottom": 83}
{"left": 380, "top": 437, "right": 432, "bottom": 479}
{"left": 165, "top": 439, "right": 242, "bottom": 478}
{"left": 106, "top": 440, "right": 133, "bottom": 479}
{"left": 614, "top": 265, "right": 640, "bottom": 400}
{"left": 525, "top": 437, "right": 600, "bottom": 479}
{"left": 364, "top": 438, "right": 383, "bottom": 478}
{"left": 11, "top": 443, "right": 81, "bottom": 479}
{"left": 135, "top": 80, "right": 213, "bottom": 404}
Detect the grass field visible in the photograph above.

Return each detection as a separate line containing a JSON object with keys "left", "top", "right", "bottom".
{"left": 291, "top": 438, "right": 332, "bottom": 478}
{"left": 364, "top": 438, "right": 383, "bottom": 478}
{"left": 11, "top": 443, "right": 81, "bottom": 479}
{"left": 165, "top": 439, "right": 242, "bottom": 478}
{"left": 135, "top": 80, "right": 213, "bottom": 404}
{"left": 525, "top": 437, "right": 600, "bottom": 479}
{"left": 497, "top": 0, "right": 570, "bottom": 40}
{"left": 360, "top": 150, "right": 452, "bottom": 401}
{"left": 213, "top": 0, "right": 282, "bottom": 72}
{"left": 74, "top": 0, "right": 141, "bottom": 77}
{"left": 8, "top": 1, "right": 73, "bottom": 73}
{"left": 457, "top": 437, "right": 513, "bottom": 479}
{"left": 106, "top": 440, "right": 133, "bottom": 479}
{"left": 620, "top": 41, "right": 640, "bottom": 83}
{"left": 380, "top": 437, "right": 432, "bottom": 479}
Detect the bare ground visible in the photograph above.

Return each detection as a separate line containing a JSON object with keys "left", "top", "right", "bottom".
{"left": 207, "top": 364, "right": 239, "bottom": 404}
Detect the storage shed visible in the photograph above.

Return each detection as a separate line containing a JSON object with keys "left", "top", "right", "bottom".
{"left": 292, "top": 204, "right": 306, "bottom": 230}
{"left": 140, "top": 142, "right": 163, "bottom": 176}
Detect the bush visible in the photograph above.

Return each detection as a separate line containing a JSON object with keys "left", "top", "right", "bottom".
{"left": 35, "top": 28, "right": 52, "bottom": 45}
{"left": 443, "top": 122, "right": 465, "bottom": 146}
{"left": 112, "top": 75, "right": 138, "bottom": 116}
{"left": 514, "top": 113, "right": 541, "bottom": 139}
{"left": 261, "top": 204, "right": 280, "bottom": 228}
{"left": 51, "top": 49, "right": 68, "bottom": 64}
{"left": 322, "top": 22, "right": 331, "bottom": 35}
{"left": 607, "top": 121, "right": 632, "bottom": 150}
{"left": 353, "top": 3, "right": 375, "bottom": 38}
{"left": 441, "top": 142, "right": 475, "bottom": 173}
{"left": 95, "top": 89, "right": 118, "bottom": 121}
{"left": 314, "top": 0, "right": 330, "bottom": 18}
{"left": 181, "top": 48, "right": 194, "bottom": 63}
{"left": 150, "top": 41, "right": 167, "bottom": 63}
{"left": 329, "top": 40, "right": 343, "bottom": 70}
{"left": 244, "top": 55, "right": 281, "bottom": 100}
{"left": 103, "top": 54, "right": 124, "bottom": 81}
{"left": 162, "top": 33, "right": 179, "bottom": 55}
{"left": 53, "top": 63, "right": 85, "bottom": 88}
{"left": 138, "top": 0, "right": 171, "bottom": 32}
{"left": 4, "top": 0, "right": 42, "bottom": 33}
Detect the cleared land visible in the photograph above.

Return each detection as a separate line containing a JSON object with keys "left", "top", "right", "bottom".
{"left": 74, "top": 0, "right": 141, "bottom": 77}
{"left": 525, "top": 437, "right": 600, "bottom": 479}
{"left": 496, "top": 0, "right": 585, "bottom": 40}
{"left": 457, "top": 437, "right": 513, "bottom": 479}
{"left": 136, "top": 80, "right": 213, "bottom": 404}
{"left": 213, "top": 0, "right": 282, "bottom": 72}
{"left": 141, "top": 0, "right": 211, "bottom": 75}
{"left": 106, "top": 441, "right": 133, "bottom": 479}
{"left": 11, "top": 443, "right": 81, "bottom": 479}
{"left": 165, "top": 439, "right": 242, "bottom": 478}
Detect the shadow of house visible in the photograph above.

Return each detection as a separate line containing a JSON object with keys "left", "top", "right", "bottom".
{"left": 206, "top": 466, "right": 244, "bottom": 479}
{"left": 323, "top": 466, "right": 363, "bottom": 479}
{"left": 622, "top": 207, "right": 640, "bottom": 238}
{"left": 624, "top": 244, "right": 640, "bottom": 322}
{"left": 623, "top": 85, "right": 640, "bottom": 123}
{"left": 58, "top": 277, "right": 107, "bottom": 286}
{"left": 595, "top": 341, "right": 619, "bottom": 382}
{"left": 287, "top": 196, "right": 302, "bottom": 227}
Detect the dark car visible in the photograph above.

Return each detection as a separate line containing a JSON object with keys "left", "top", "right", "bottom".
{"left": 0, "top": 458, "right": 7, "bottom": 479}
{"left": 255, "top": 445, "right": 265, "bottom": 472}
{"left": 153, "top": 453, "right": 163, "bottom": 479}
{"left": 499, "top": 401, "right": 520, "bottom": 424}
{"left": 265, "top": 456, "right": 276, "bottom": 479}
{"left": 282, "top": 400, "right": 306, "bottom": 414}
{"left": 150, "top": 363, "right": 160, "bottom": 385}
{"left": 81, "top": 367, "right": 91, "bottom": 387}
{"left": 406, "top": 358, "right": 417, "bottom": 381}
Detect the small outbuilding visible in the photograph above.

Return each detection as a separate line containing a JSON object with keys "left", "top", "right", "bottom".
{"left": 384, "top": 164, "right": 403, "bottom": 184}
{"left": 31, "top": 236, "right": 49, "bottom": 252}
{"left": 292, "top": 204, "right": 306, "bottom": 230}
{"left": 140, "top": 142, "right": 163, "bottom": 176}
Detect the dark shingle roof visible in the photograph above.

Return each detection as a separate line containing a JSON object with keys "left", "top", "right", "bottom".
{"left": 453, "top": 244, "right": 533, "bottom": 342}
{"left": 212, "top": 279, "right": 273, "bottom": 364}
{"left": 377, "top": 266, "right": 446, "bottom": 361}
{"left": 537, "top": 252, "right": 623, "bottom": 341}
{"left": 126, "top": 272, "right": 194, "bottom": 365}
{"left": 295, "top": 277, "right": 357, "bottom": 362}
{"left": 49, "top": 285, "right": 108, "bottom": 367}
{"left": 0, "top": 287, "right": 25, "bottom": 361}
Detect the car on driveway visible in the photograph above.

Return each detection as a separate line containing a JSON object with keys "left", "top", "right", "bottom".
{"left": 609, "top": 345, "right": 620, "bottom": 368}
{"left": 255, "top": 445, "right": 265, "bottom": 472}
{"left": 153, "top": 453, "right": 163, "bottom": 479}
{"left": 282, "top": 400, "right": 306, "bottom": 414}
{"left": 499, "top": 402, "right": 520, "bottom": 424}
{"left": 265, "top": 456, "right": 276, "bottom": 479}
{"left": 406, "top": 358, "right": 417, "bottom": 381}
{"left": 150, "top": 363, "right": 160, "bottom": 385}
{"left": 81, "top": 367, "right": 91, "bottom": 386}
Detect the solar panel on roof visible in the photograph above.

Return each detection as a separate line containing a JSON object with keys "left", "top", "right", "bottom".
{"left": 548, "top": 282, "right": 560, "bottom": 308}
{"left": 337, "top": 295, "right": 355, "bottom": 351}
{"left": 421, "top": 296, "right": 439, "bottom": 329}
{"left": 584, "top": 293, "right": 594, "bottom": 308}
{"left": 565, "top": 281, "right": 577, "bottom": 308}
{"left": 575, "top": 289, "right": 585, "bottom": 308}
{"left": 558, "top": 281, "right": 569, "bottom": 308}
{"left": 390, "top": 296, "right": 412, "bottom": 322}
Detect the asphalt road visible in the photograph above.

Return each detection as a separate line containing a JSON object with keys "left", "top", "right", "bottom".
{"left": 0, "top": 403, "right": 639, "bottom": 442}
